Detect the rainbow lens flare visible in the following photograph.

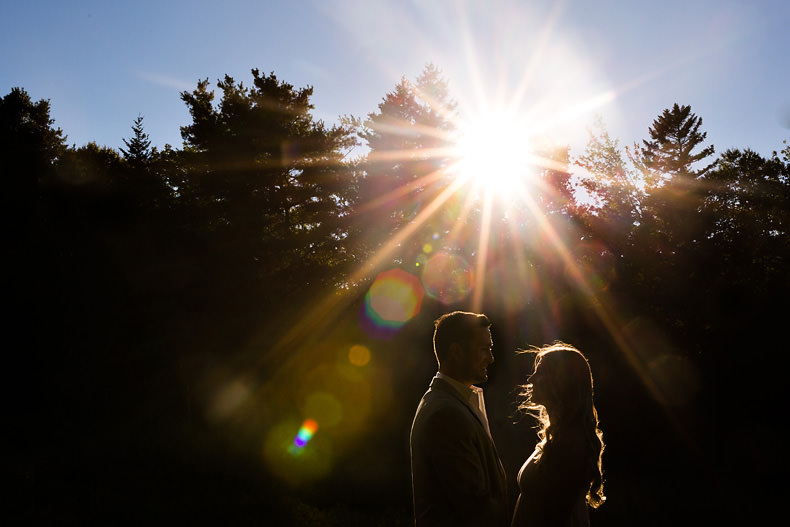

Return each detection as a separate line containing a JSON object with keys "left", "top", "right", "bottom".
{"left": 360, "top": 269, "right": 425, "bottom": 339}
{"left": 289, "top": 418, "right": 319, "bottom": 455}
{"left": 421, "top": 252, "right": 473, "bottom": 304}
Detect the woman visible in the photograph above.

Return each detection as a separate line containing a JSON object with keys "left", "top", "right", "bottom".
{"left": 512, "top": 343, "right": 605, "bottom": 527}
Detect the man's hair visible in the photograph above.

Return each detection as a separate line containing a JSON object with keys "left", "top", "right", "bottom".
{"left": 433, "top": 311, "right": 491, "bottom": 363}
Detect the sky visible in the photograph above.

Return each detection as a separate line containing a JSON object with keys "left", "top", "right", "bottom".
{"left": 2, "top": 0, "right": 789, "bottom": 160}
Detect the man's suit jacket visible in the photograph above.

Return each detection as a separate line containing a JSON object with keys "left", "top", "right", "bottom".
{"left": 410, "top": 375, "right": 508, "bottom": 527}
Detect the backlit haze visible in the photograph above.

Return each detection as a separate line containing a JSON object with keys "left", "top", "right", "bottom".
{"left": 1, "top": 0, "right": 788, "bottom": 158}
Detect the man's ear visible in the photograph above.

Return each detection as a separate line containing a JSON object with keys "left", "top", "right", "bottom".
{"left": 448, "top": 342, "right": 463, "bottom": 362}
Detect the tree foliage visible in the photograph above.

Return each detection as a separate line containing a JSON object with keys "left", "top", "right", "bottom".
{"left": 354, "top": 64, "right": 458, "bottom": 270}
{"left": 637, "top": 103, "right": 715, "bottom": 182}
{"left": 4, "top": 70, "right": 789, "bottom": 525}
{"left": 121, "top": 114, "right": 152, "bottom": 169}
{"left": 177, "top": 69, "right": 359, "bottom": 304}
{"left": 698, "top": 146, "right": 789, "bottom": 290}
{"left": 576, "top": 116, "right": 640, "bottom": 226}
{"left": 629, "top": 103, "right": 715, "bottom": 254}
{"left": 0, "top": 87, "right": 66, "bottom": 241}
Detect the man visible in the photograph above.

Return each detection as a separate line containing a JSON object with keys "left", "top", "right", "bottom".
{"left": 410, "top": 311, "right": 508, "bottom": 527}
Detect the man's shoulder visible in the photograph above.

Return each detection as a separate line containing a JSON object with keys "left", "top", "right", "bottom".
{"left": 414, "top": 383, "right": 475, "bottom": 427}
{"left": 419, "top": 378, "right": 465, "bottom": 407}
{"left": 412, "top": 395, "right": 476, "bottom": 444}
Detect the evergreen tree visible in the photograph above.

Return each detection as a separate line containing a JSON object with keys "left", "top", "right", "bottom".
{"left": 0, "top": 87, "right": 66, "bottom": 243}
{"left": 639, "top": 103, "right": 715, "bottom": 182}
{"left": 699, "top": 147, "right": 789, "bottom": 275}
{"left": 629, "top": 103, "right": 715, "bottom": 254}
{"left": 118, "top": 115, "right": 174, "bottom": 215}
{"left": 120, "top": 114, "right": 152, "bottom": 170}
{"left": 355, "top": 64, "right": 458, "bottom": 272}
{"left": 576, "top": 116, "right": 640, "bottom": 222}
{"left": 177, "top": 69, "right": 358, "bottom": 307}
{"left": 574, "top": 116, "right": 641, "bottom": 272}
{"left": 51, "top": 142, "right": 128, "bottom": 226}
{"left": 534, "top": 142, "right": 576, "bottom": 216}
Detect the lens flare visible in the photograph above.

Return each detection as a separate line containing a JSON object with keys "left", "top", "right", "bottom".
{"left": 290, "top": 418, "right": 319, "bottom": 453}
{"left": 360, "top": 269, "right": 425, "bottom": 339}
{"left": 348, "top": 345, "right": 371, "bottom": 366}
{"left": 304, "top": 392, "right": 343, "bottom": 428}
{"left": 421, "top": 252, "right": 474, "bottom": 304}
{"left": 206, "top": 379, "right": 250, "bottom": 421}
{"left": 264, "top": 419, "right": 333, "bottom": 484}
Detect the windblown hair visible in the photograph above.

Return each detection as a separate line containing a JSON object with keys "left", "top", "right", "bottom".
{"left": 516, "top": 342, "right": 606, "bottom": 508}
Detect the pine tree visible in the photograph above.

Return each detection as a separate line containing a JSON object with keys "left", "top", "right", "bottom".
{"left": 638, "top": 103, "right": 715, "bottom": 183}
{"left": 120, "top": 114, "right": 152, "bottom": 170}
{"left": 355, "top": 64, "right": 458, "bottom": 271}
{"left": 629, "top": 103, "right": 715, "bottom": 253}
{"left": 575, "top": 115, "right": 641, "bottom": 256}
{"left": 177, "top": 69, "right": 358, "bottom": 303}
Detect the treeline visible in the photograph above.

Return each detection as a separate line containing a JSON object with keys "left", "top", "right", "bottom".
{"left": 4, "top": 64, "right": 788, "bottom": 524}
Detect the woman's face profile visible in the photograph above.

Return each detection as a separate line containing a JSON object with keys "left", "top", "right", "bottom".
{"left": 528, "top": 360, "right": 548, "bottom": 405}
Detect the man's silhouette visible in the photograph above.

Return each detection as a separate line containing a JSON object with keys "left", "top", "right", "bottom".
{"left": 410, "top": 311, "right": 508, "bottom": 527}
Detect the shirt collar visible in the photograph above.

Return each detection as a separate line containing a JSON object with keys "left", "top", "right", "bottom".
{"left": 436, "top": 372, "right": 482, "bottom": 402}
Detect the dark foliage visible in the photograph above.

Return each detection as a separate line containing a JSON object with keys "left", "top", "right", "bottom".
{"left": 4, "top": 75, "right": 788, "bottom": 526}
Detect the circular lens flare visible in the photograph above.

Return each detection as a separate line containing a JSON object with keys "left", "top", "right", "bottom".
{"left": 421, "top": 252, "right": 474, "bottom": 304}
{"left": 348, "top": 345, "right": 371, "bottom": 367}
{"left": 360, "top": 269, "right": 425, "bottom": 339}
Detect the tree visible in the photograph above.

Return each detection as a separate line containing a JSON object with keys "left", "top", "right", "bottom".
{"left": 49, "top": 142, "right": 129, "bottom": 228}
{"left": 0, "top": 87, "right": 66, "bottom": 242}
{"left": 534, "top": 142, "right": 576, "bottom": 216}
{"left": 603, "top": 104, "right": 717, "bottom": 331}
{"left": 698, "top": 147, "right": 789, "bottom": 279}
{"left": 120, "top": 114, "right": 152, "bottom": 169}
{"left": 576, "top": 115, "right": 640, "bottom": 231}
{"left": 2, "top": 88, "right": 68, "bottom": 448}
{"left": 638, "top": 103, "right": 715, "bottom": 182}
{"left": 354, "top": 64, "right": 458, "bottom": 272}
{"left": 177, "top": 69, "right": 359, "bottom": 306}
{"left": 118, "top": 115, "right": 174, "bottom": 216}
{"left": 629, "top": 103, "right": 715, "bottom": 255}
{"left": 571, "top": 116, "right": 643, "bottom": 299}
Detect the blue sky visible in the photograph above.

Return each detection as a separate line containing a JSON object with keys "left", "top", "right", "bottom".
{"left": 2, "top": 0, "right": 788, "bottom": 159}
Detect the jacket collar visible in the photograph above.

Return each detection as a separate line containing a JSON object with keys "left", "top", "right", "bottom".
{"left": 430, "top": 374, "right": 478, "bottom": 412}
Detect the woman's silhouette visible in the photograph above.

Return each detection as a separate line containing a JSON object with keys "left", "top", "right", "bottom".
{"left": 511, "top": 343, "right": 605, "bottom": 527}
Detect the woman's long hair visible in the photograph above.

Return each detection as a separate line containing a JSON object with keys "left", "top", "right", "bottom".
{"left": 516, "top": 342, "right": 606, "bottom": 508}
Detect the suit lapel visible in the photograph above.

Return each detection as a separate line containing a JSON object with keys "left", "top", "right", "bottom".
{"left": 430, "top": 377, "right": 507, "bottom": 482}
{"left": 430, "top": 377, "right": 489, "bottom": 435}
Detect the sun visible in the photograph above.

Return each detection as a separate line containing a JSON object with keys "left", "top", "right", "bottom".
{"left": 452, "top": 110, "right": 538, "bottom": 201}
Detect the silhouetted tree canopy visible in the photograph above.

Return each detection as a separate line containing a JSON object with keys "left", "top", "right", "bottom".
{"left": 175, "top": 69, "right": 359, "bottom": 312}
{"left": 4, "top": 69, "right": 788, "bottom": 525}
{"left": 354, "top": 64, "right": 459, "bottom": 273}
{"left": 1, "top": 87, "right": 66, "bottom": 244}
{"left": 630, "top": 103, "right": 716, "bottom": 254}
{"left": 121, "top": 114, "right": 152, "bottom": 169}
{"left": 575, "top": 116, "right": 640, "bottom": 258}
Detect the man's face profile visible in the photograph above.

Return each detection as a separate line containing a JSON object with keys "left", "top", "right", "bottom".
{"left": 456, "top": 326, "right": 494, "bottom": 386}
